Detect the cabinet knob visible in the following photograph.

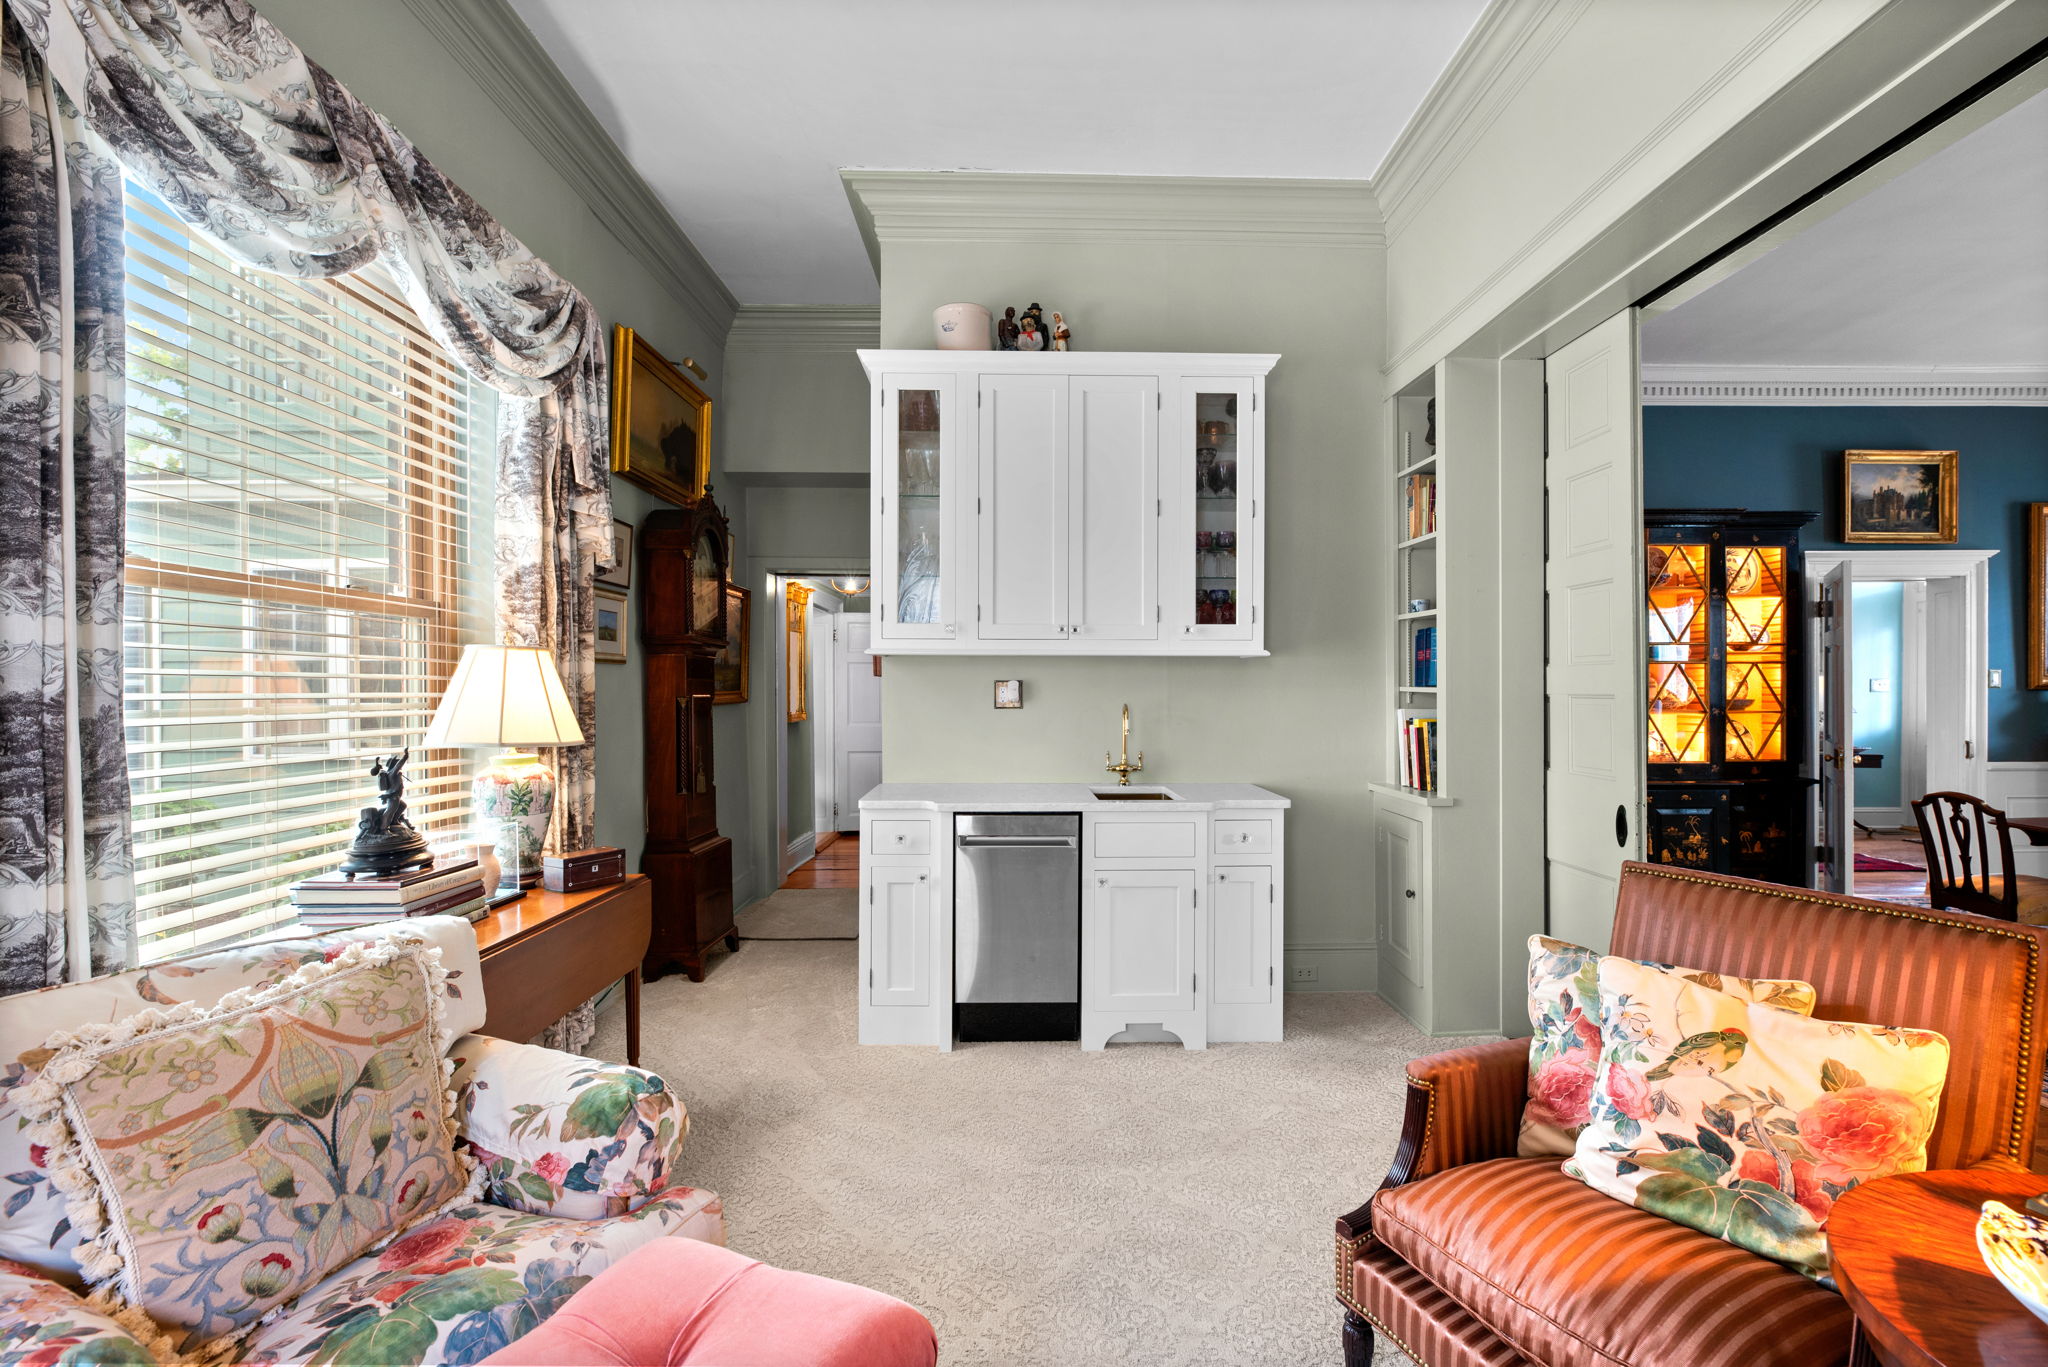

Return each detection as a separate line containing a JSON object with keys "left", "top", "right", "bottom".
{"left": 1098, "top": 877, "right": 1108, "bottom": 887}
{"left": 1404, "top": 889, "right": 1416, "bottom": 899}
{"left": 918, "top": 873, "right": 927, "bottom": 881}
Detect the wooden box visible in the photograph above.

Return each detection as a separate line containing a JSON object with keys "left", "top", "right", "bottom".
{"left": 543, "top": 846, "right": 626, "bottom": 893}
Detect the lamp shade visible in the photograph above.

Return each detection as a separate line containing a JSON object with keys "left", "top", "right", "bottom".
{"left": 423, "top": 645, "right": 586, "bottom": 748}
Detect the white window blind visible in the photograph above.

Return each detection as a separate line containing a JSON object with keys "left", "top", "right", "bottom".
{"left": 122, "top": 183, "right": 492, "bottom": 962}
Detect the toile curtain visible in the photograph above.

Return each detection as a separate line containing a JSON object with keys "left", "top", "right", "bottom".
{"left": 8, "top": 0, "right": 611, "bottom": 847}
{"left": 0, "top": 10, "right": 135, "bottom": 994}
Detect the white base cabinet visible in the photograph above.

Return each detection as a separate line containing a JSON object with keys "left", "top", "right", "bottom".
{"left": 855, "top": 786, "right": 1287, "bottom": 1049}
{"left": 862, "top": 351, "right": 1278, "bottom": 657}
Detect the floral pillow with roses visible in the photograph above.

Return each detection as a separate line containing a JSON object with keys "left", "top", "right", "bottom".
{"left": 1519, "top": 936, "right": 1818, "bottom": 1157}
{"left": 1564, "top": 954, "right": 1949, "bottom": 1280}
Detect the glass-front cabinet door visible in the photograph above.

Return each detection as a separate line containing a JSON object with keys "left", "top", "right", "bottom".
{"left": 1176, "top": 379, "right": 1258, "bottom": 642}
{"left": 876, "top": 373, "right": 958, "bottom": 641}
{"left": 1720, "top": 542, "right": 1787, "bottom": 764}
{"left": 1645, "top": 540, "right": 1711, "bottom": 766}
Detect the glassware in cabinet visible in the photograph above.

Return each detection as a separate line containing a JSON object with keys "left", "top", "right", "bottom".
{"left": 879, "top": 376, "right": 957, "bottom": 639}
{"left": 1187, "top": 387, "right": 1252, "bottom": 636}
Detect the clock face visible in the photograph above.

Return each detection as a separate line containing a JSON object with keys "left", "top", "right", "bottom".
{"left": 691, "top": 529, "right": 721, "bottom": 634}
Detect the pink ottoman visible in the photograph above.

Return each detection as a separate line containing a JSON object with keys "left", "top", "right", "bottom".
{"left": 481, "top": 1237, "right": 937, "bottom": 1367}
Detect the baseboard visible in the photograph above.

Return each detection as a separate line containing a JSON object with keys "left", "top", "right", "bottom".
{"left": 780, "top": 831, "right": 816, "bottom": 878}
{"left": 1854, "top": 807, "right": 1906, "bottom": 830}
{"left": 1988, "top": 762, "right": 2048, "bottom": 877}
{"left": 1283, "top": 943, "right": 1378, "bottom": 993}
{"left": 731, "top": 864, "right": 760, "bottom": 915}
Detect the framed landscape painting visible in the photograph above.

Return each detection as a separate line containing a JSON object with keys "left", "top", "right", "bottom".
{"left": 713, "top": 584, "right": 751, "bottom": 705}
{"left": 610, "top": 325, "right": 711, "bottom": 507}
{"left": 594, "top": 587, "right": 629, "bottom": 664}
{"left": 1842, "top": 449, "right": 1957, "bottom": 543}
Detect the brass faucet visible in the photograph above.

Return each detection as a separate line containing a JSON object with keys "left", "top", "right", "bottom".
{"left": 1104, "top": 703, "right": 1145, "bottom": 786}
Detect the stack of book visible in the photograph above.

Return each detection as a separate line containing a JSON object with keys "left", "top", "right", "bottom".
{"left": 1397, "top": 708, "right": 1440, "bottom": 794}
{"left": 290, "top": 860, "right": 489, "bottom": 929}
{"left": 1403, "top": 472, "right": 1437, "bottom": 538}
{"left": 1412, "top": 625, "right": 1438, "bottom": 687}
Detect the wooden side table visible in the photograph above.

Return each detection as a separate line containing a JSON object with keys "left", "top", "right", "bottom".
{"left": 474, "top": 875, "right": 652, "bottom": 1066}
{"left": 1829, "top": 1168, "right": 2048, "bottom": 1367}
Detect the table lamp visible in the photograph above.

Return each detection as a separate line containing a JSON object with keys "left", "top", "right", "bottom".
{"left": 423, "top": 644, "right": 586, "bottom": 901}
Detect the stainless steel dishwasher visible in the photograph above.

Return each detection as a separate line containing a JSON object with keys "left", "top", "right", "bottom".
{"left": 953, "top": 813, "right": 1081, "bottom": 1041}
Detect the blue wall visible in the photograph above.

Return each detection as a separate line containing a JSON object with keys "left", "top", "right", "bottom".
{"left": 1850, "top": 582, "right": 1903, "bottom": 808}
{"left": 1644, "top": 406, "right": 2047, "bottom": 762}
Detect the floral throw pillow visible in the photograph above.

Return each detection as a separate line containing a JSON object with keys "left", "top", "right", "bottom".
{"left": 1564, "top": 954, "right": 1949, "bottom": 1279}
{"left": 14, "top": 936, "right": 477, "bottom": 1359}
{"left": 1520, "top": 936, "right": 1818, "bottom": 1157}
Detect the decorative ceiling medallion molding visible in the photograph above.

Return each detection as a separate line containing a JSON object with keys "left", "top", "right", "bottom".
{"left": 397, "top": 0, "right": 737, "bottom": 338}
{"left": 726, "top": 305, "right": 881, "bottom": 354}
{"left": 1641, "top": 365, "right": 2048, "bottom": 405}
{"left": 841, "top": 171, "right": 1383, "bottom": 271}
{"left": 1371, "top": 0, "right": 1591, "bottom": 245}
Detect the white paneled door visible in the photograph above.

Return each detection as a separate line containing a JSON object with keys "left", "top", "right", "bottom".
{"left": 835, "top": 614, "right": 881, "bottom": 832}
{"left": 1814, "top": 563, "right": 1854, "bottom": 894}
{"left": 1068, "top": 375, "right": 1159, "bottom": 640}
{"left": 978, "top": 375, "right": 1069, "bottom": 639}
{"left": 1544, "top": 310, "right": 1645, "bottom": 953}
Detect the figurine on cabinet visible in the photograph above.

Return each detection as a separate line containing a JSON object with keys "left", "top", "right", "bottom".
{"left": 996, "top": 307, "right": 1019, "bottom": 350}
{"left": 1050, "top": 312, "right": 1071, "bottom": 351}
{"left": 1016, "top": 312, "right": 1045, "bottom": 351}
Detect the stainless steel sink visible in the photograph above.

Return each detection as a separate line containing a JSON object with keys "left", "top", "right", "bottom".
{"left": 1090, "top": 789, "right": 1177, "bottom": 801}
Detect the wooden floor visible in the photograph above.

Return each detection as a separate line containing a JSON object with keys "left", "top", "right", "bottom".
{"left": 1853, "top": 827, "right": 1929, "bottom": 905}
{"left": 781, "top": 832, "right": 859, "bottom": 889}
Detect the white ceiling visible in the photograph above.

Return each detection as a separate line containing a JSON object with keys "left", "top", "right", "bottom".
{"left": 507, "top": 0, "right": 1488, "bottom": 306}
{"left": 1642, "top": 86, "right": 2048, "bottom": 369}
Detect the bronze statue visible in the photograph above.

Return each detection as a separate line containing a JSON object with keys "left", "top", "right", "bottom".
{"left": 996, "top": 307, "right": 1020, "bottom": 350}
{"left": 339, "top": 748, "right": 433, "bottom": 878}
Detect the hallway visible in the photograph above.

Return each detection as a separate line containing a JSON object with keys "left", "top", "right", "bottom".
{"left": 781, "top": 832, "right": 859, "bottom": 890}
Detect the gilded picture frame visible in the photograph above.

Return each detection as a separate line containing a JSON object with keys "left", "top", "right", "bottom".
{"left": 786, "top": 581, "right": 812, "bottom": 723}
{"left": 714, "top": 584, "right": 751, "bottom": 705}
{"left": 1841, "top": 449, "right": 1958, "bottom": 543}
{"left": 2029, "top": 501, "right": 2046, "bottom": 690}
{"left": 610, "top": 325, "right": 711, "bottom": 507}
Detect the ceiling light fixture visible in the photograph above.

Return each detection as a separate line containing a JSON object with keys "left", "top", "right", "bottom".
{"left": 831, "top": 576, "right": 870, "bottom": 597}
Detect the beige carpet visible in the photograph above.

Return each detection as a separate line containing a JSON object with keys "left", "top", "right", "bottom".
{"left": 589, "top": 935, "right": 1462, "bottom": 1365}
{"left": 736, "top": 888, "right": 859, "bottom": 939}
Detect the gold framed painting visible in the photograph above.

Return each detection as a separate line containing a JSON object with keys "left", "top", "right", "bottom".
{"left": 1842, "top": 449, "right": 1958, "bottom": 543}
{"left": 610, "top": 325, "right": 711, "bottom": 507}
{"left": 785, "top": 582, "right": 812, "bottom": 722}
{"left": 2029, "top": 501, "right": 2046, "bottom": 690}
{"left": 714, "top": 584, "right": 751, "bottom": 705}
{"left": 594, "top": 586, "right": 629, "bottom": 664}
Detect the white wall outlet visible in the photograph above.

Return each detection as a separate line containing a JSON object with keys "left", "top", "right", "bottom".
{"left": 1989, "top": 669, "right": 2004, "bottom": 688}
{"left": 1290, "top": 964, "right": 1318, "bottom": 983}
{"left": 1868, "top": 677, "right": 1889, "bottom": 692}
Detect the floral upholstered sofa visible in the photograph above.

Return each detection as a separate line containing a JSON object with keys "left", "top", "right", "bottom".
{"left": 0, "top": 917, "right": 722, "bottom": 1365}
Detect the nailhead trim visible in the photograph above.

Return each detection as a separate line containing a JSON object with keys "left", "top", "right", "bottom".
{"left": 1630, "top": 864, "right": 2042, "bottom": 1162}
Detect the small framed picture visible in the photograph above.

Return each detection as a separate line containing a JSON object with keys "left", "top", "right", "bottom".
{"left": 594, "top": 587, "right": 629, "bottom": 663}
{"left": 599, "top": 518, "right": 634, "bottom": 588}
{"left": 993, "top": 679, "right": 1021, "bottom": 709}
{"left": 1843, "top": 449, "right": 1958, "bottom": 543}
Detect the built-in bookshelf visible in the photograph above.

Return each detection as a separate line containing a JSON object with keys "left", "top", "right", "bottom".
{"left": 1375, "top": 380, "right": 1446, "bottom": 803}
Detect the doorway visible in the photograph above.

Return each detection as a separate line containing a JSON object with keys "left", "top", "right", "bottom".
{"left": 774, "top": 574, "right": 881, "bottom": 891}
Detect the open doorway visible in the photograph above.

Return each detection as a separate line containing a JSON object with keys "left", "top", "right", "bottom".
{"left": 774, "top": 574, "right": 881, "bottom": 891}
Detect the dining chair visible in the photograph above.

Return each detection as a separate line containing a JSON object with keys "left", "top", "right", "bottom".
{"left": 1911, "top": 790, "right": 2048, "bottom": 924}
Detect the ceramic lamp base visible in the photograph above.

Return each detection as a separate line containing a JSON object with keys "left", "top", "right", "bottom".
{"left": 472, "top": 750, "right": 556, "bottom": 892}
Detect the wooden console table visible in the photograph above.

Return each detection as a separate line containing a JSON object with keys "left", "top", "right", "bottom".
{"left": 474, "top": 875, "right": 651, "bottom": 1066}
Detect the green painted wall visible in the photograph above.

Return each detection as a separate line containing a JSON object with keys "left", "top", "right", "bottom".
{"left": 877, "top": 237, "right": 1385, "bottom": 984}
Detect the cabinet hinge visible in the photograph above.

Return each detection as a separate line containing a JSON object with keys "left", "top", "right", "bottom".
{"left": 1156, "top": 392, "right": 1161, "bottom": 410}
{"left": 977, "top": 390, "right": 983, "bottom": 408}
{"left": 1250, "top": 606, "right": 1257, "bottom": 624}
{"left": 977, "top": 497, "right": 982, "bottom": 515}
{"left": 977, "top": 604, "right": 982, "bottom": 621}
{"left": 1156, "top": 604, "right": 1161, "bottom": 623}
{"left": 1814, "top": 844, "right": 1832, "bottom": 865}
{"left": 869, "top": 968, "right": 874, "bottom": 987}
{"left": 878, "top": 390, "right": 884, "bottom": 408}
{"left": 1252, "top": 394, "right": 1257, "bottom": 411}
{"left": 1965, "top": 739, "right": 1974, "bottom": 759}
{"left": 833, "top": 801, "right": 840, "bottom": 818}
{"left": 1268, "top": 883, "right": 1273, "bottom": 903}
{"left": 1814, "top": 599, "right": 1836, "bottom": 619}
{"left": 1269, "top": 965, "right": 1274, "bottom": 985}
{"left": 1156, "top": 498, "right": 1162, "bottom": 517}
{"left": 1193, "top": 972, "right": 1198, "bottom": 993}
{"left": 868, "top": 885, "right": 874, "bottom": 904}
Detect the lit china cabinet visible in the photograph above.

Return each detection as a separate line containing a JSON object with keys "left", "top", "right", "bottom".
{"left": 860, "top": 351, "right": 1276, "bottom": 657}
{"left": 1643, "top": 509, "right": 1816, "bottom": 886}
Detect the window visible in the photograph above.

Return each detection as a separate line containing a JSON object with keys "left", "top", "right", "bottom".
{"left": 122, "top": 183, "right": 492, "bottom": 962}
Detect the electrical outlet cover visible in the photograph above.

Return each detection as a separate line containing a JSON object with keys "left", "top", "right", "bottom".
{"left": 1290, "top": 965, "right": 1317, "bottom": 982}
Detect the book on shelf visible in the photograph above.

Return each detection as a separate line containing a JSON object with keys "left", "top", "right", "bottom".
{"left": 1403, "top": 472, "right": 1437, "bottom": 539}
{"left": 1412, "top": 625, "right": 1437, "bottom": 688}
{"left": 1396, "top": 708, "right": 1439, "bottom": 793}
{"left": 290, "top": 860, "right": 480, "bottom": 907}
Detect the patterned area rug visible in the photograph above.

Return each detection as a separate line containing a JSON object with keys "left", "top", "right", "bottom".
{"left": 735, "top": 888, "right": 858, "bottom": 940}
{"left": 1854, "top": 853, "right": 1924, "bottom": 873}
{"left": 590, "top": 939, "right": 1448, "bottom": 1365}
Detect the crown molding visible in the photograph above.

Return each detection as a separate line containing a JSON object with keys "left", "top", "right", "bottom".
{"left": 1371, "top": 0, "right": 1592, "bottom": 245}
{"left": 396, "top": 0, "right": 737, "bottom": 338}
{"left": 726, "top": 305, "right": 881, "bottom": 353}
{"left": 841, "top": 170, "right": 1383, "bottom": 272}
{"left": 1641, "top": 364, "right": 2048, "bottom": 405}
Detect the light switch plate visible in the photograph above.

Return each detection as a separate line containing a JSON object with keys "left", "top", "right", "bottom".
{"left": 993, "top": 679, "right": 1022, "bottom": 709}
{"left": 1869, "top": 678, "right": 1888, "bottom": 692}
{"left": 1989, "top": 669, "right": 2004, "bottom": 688}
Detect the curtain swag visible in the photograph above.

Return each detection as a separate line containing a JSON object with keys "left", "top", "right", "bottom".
{"left": 11, "top": 0, "right": 613, "bottom": 858}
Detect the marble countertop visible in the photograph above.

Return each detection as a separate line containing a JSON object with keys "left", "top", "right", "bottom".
{"left": 858, "top": 782, "right": 1288, "bottom": 812}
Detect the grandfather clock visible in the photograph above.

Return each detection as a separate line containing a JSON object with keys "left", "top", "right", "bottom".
{"left": 639, "top": 497, "right": 736, "bottom": 982}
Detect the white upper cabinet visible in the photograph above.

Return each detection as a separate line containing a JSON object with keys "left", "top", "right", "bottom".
{"left": 861, "top": 351, "right": 1276, "bottom": 656}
